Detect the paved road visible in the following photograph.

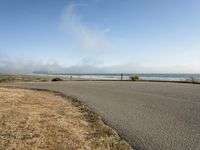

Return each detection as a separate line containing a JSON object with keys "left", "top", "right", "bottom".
{"left": 1, "top": 81, "right": 200, "bottom": 150}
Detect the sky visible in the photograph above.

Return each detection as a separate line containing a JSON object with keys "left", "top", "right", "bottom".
{"left": 0, "top": 0, "right": 200, "bottom": 74}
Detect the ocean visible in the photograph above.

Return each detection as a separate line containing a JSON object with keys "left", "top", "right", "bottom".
{"left": 47, "top": 73, "right": 200, "bottom": 81}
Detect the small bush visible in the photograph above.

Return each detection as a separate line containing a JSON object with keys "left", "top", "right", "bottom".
{"left": 130, "top": 76, "right": 140, "bottom": 81}
{"left": 52, "top": 78, "right": 62, "bottom": 82}
{"left": 187, "top": 76, "right": 199, "bottom": 84}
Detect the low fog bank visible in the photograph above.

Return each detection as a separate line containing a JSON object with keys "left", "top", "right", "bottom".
{"left": 0, "top": 58, "right": 199, "bottom": 75}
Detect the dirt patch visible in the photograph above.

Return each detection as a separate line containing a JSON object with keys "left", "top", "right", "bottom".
{"left": 0, "top": 87, "right": 132, "bottom": 150}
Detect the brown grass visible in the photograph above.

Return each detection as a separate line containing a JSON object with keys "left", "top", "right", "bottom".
{"left": 0, "top": 88, "right": 132, "bottom": 150}
{"left": 0, "top": 75, "right": 50, "bottom": 83}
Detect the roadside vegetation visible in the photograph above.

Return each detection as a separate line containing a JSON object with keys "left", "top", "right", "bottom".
{"left": 0, "top": 88, "right": 132, "bottom": 150}
{"left": 130, "top": 76, "right": 140, "bottom": 81}
{"left": 185, "top": 76, "right": 200, "bottom": 84}
{"left": 129, "top": 75, "right": 200, "bottom": 84}
{"left": 51, "top": 77, "right": 63, "bottom": 82}
{"left": 0, "top": 75, "right": 51, "bottom": 83}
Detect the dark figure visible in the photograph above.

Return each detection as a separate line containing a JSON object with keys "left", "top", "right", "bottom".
{"left": 121, "top": 73, "right": 123, "bottom": 81}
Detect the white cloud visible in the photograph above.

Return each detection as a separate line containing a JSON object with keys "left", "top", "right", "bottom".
{"left": 61, "top": 3, "right": 111, "bottom": 51}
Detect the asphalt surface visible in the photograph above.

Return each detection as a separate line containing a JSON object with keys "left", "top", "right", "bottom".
{"left": 1, "top": 81, "right": 200, "bottom": 150}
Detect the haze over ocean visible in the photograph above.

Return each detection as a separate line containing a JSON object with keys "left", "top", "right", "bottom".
{"left": 0, "top": 0, "right": 200, "bottom": 74}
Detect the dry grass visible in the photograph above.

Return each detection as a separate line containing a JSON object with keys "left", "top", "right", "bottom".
{"left": 0, "top": 75, "right": 50, "bottom": 83}
{"left": 0, "top": 88, "right": 132, "bottom": 150}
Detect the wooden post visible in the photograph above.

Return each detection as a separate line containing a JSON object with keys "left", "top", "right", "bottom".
{"left": 121, "top": 73, "right": 123, "bottom": 81}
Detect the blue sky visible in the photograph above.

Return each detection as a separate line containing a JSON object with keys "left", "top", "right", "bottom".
{"left": 0, "top": 0, "right": 200, "bottom": 74}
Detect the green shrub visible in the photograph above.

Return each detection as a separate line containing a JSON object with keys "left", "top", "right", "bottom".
{"left": 130, "top": 76, "right": 140, "bottom": 81}
{"left": 186, "top": 76, "right": 199, "bottom": 84}
{"left": 52, "top": 78, "right": 62, "bottom": 82}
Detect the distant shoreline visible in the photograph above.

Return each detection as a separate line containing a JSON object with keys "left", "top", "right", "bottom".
{"left": 0, "top": 74, "right": 200, "bottom": 84}
{"left": 33, "top": 73, "right": 200, "bottom": 82}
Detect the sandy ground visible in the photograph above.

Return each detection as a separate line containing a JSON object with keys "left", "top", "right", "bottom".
{"left": 0, "top": 87, "right": 131, "bottom": 150}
